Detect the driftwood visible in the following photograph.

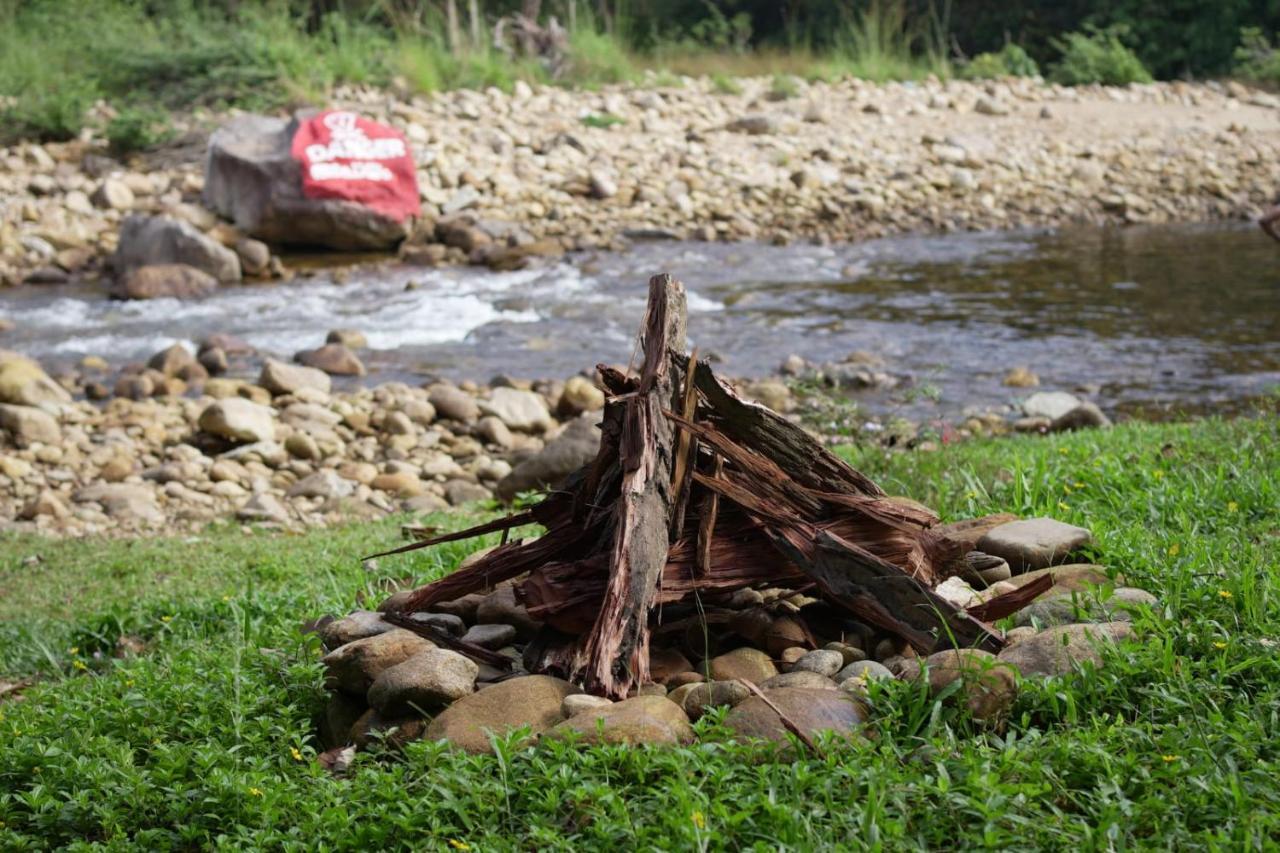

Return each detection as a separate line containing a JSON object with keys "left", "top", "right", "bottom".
{"left": 571, "top": 274, "right": 686, "bottom": 695}
{"left": 378, "top": 273, "right": 1034, "bottom": 698}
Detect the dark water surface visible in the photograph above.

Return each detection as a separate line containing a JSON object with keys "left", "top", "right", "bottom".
{"left": 3, "top": 222, "right": 1278, "bottom": 419}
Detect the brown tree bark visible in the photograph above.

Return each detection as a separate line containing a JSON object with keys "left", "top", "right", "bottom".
{"left": 570, "top": 274, "right": 687, "bottom": 698}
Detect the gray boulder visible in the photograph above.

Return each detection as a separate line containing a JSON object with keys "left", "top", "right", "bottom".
{"left": 198, "top": 398, "right": 276, "bottom": 444}
{"left": 204, "top": 114, "right": 410, "bottom": 251}
{"left": 111, "top": 264, "right": 219, "bottom": 300}
{"left": 73, "top": 483, "right": 163, "bottom": 524}
{"left": 998, "top": 621, "right": 1135, "bottom": 677}
{"left": 0, "top": 403, "right": 60, "bottom": 445}
{"left": 1021, "top": 391, "right": 1083, "bottom": 421}
{"left": 1050, "top": 403, "right": 1112, "bottom": 432}
{"left": 977, "top": 518, "right": 1093, "bottom": 572}
{"left": 367, "top": 648, "right": 479, "bottom": 715}
{"left": 479, "top": 387, "right": 553, "bottom": 433}
{"left": 115, "top": 215, "right": 241, "bottom": 282}
{"left": 496, "top": 414, "right": 601, "bottom": 502}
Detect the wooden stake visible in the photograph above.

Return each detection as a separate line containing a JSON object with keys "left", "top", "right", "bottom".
{"left": 573, "top": 274, "right": 687, "bottom": 698}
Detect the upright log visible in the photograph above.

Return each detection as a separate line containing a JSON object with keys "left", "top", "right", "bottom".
{"left": 572, "top": 274, "right": 687, "bottom": 697}
{"left": 370, "top": 270, "right": 1043, "bottom": 699}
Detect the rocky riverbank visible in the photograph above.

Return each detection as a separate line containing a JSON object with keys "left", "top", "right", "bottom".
{"left": 2, "top": 75, "right": 1279, "bottom": 287}
{"left": 0, "top": 336, "right": 1108, "bottom": 537}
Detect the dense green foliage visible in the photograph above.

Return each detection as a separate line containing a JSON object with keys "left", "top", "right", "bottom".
{"left": 1050, "top": 27, "right": 1154, "bottom": 86}
{"left": 1234, "top": 26, "right": 1280, "bottom": 85}
{"left": 105, "top": 106, "right": 176, "bottom": 156}
{"left": 2, "top": 0, "right": 1276, "bottom": 143}
{"left": 1, "top": 415, "right": 1278, "bottom": 847}
{"left": 958, "top": 44, "right": 1040, "bottom": 80}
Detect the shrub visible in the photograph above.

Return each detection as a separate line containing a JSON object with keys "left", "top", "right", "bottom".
{"left": 106, "top": 105, "right": 175, "bottom": 155}
{"left": 0, "top": 81, "right": 97, "bottom": 143}
{"left": 566, "top": 28, "right": 635, "bottom": 88}
{"left": 1050, "top": 26, "right": 1153, "bottom": 86}
{"left": 769, "top": 73, "right": 801, "bottom": 99}
{"left": 827, "top": 0, "right": 950, "bottom": 82}
{"left": 710, "top": 73, "right": 742, "bottom": 95}
{"left": 1233, "top": 27, "right": 1280, "bottom": 84}
{"left": 959, "top": 43, "right": 1040, "bottom": 79}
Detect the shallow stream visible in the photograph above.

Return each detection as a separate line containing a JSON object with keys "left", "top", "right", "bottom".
{"left": 2, "top": 222, "right": 1277, "bottom": 420}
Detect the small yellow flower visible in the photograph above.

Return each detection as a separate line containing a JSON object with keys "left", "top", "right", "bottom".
{"left": 1161, "top": 755, "right": 1179, "bottom": 763}
{"left": 691, "top": 810, "right": 706, "bottom": 830}
{"left": 1063, "top": 484, "right": 1073, "bottom": 495}
{"left": 222, "top": 595, "right": 232, "bottom": 603}
{"left": 290, "top": 747, "right": 303, "bottom": 762}
{"left": 1153, "top": 470, "right": 1164, "bottom": 479}
{"left": 1219, "top": 589, "right": 1233, "bottom": 599}
{"left": 160, "top": 615, "right": 172, "bottom": 623}
{"left": 447, "top": 841, "right": 471, "bottom": 851}
{"left": 1213, "top": 641, "right": 1227, "bottom": 650}
{"left": 68, "top": 646, "right": 79, "bottom": 654}
{"left": 73, "top": 660, "right": 88, "bottom": 671}
{"left": 1073, "top": 481, "right": 1085, "bottom": 489}
{"left": 965, "top": 490, "right": 977, "bottom": 500}
{"left": 125, "top": 680, "right": 135, "bottom": 687}
{"left": 1167, "top": 543, "right": 1180, "bottom": 557}
{"left": 1058, "top": 447, "right": 1069, "bottom": 455}
{"left": 1227, "top": 501, "right": 1238, "bottom": 513}
{"left": 248, "top": 787, "right": 263, "bottom": 797}
{"left": 1058, "top": 501, "right": 1069, "bottom": 511}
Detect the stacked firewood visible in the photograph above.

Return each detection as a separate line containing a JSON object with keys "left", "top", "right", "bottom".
{"left": 377, "top": 275, "right": 1049, "bottom": 699}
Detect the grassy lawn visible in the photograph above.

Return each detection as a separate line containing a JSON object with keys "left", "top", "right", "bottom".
{"left": 1, "top": 415, "right": 1277, "bottom": 848}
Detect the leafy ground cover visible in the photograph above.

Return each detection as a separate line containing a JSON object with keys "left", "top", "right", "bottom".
{"left": 0, "top": 415, "right": 1277, "bottom": 848}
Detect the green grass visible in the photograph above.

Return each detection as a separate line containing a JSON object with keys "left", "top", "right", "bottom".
{"left": 1, "top": 415, "right": 1278, "bottom": 847}
{"left": 0, "top": 0, "right": 957, "bottom": 146}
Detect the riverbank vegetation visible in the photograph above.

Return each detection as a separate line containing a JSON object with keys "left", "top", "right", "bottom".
{"left": 3, "top": 0, "right": 1280, "bottom": 145}
{"left": 1, "top": 414, "right": 1277, "bottom": 846}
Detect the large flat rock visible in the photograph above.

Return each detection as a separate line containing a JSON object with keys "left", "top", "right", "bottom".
{"left": 977, "top": 517, "right": 1092, "bottom": 572}
{"left": 724, "top": 687, "right": 867, "bottom": 744}
{"left": 424, "top": 675, "right": 580, "bottom": 754}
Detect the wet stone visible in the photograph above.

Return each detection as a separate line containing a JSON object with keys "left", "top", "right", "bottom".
{"left": 461, "top": 623, "right": 517, "bottom": 649}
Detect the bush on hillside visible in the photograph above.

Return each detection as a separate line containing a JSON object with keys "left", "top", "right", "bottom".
{"left": 1233, "top": 27, "right": 1280, "bottom": 84}
{"left": 959, "top": 43, "right": 1040, "bottom": 79}
{"left": 0, "top": 81, "right": 97, "bottom": 143}
{"left": 106, "top": 105, "right": 175, "bottom": 155}
{"left": 1050, "top": 26, "right": 1153, "bottom": 86}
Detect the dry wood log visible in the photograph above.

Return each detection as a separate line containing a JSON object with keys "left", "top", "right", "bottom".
{"left": 371, "top": 271, "right": 1041, "bottom": 697}
{"left": 569, "top": 274, "right": 687, "bottom": 697}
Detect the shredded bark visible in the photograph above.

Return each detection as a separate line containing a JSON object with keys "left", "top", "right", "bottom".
{"left": 376, "top": 273, "right": 1051, "bottom": 698}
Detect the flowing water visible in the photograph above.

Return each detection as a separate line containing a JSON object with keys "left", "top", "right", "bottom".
{"left": 3, "top": 222, "right": 1278, "bottom": 420}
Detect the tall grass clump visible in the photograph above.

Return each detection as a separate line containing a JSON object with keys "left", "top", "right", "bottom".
{"left": 824, "top": 0, "right": 951, "bottom": 82}
{"left": 958, "top": 43, "right": 1040, "bottom": 80}
{"left": 1051, "top": 26, "right": 1153, "bottom": 86}
{"left": 564, "top": 26, "right": 637, "bottom": 88}
{"left": 0, "top": 0, "right": 396, "bottom": 143}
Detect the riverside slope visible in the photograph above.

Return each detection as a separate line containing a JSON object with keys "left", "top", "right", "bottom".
{"left": 2, "top": 76, "right": 1280, "bottom": 286}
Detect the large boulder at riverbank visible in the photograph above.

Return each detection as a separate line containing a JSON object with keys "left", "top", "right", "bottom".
{"left": 495, "top": 413, "right": 601, "bottom": 502}
{"left": 114, "top": 215, "right": 241, "bottom": 282}
{"left": 203, "top": 114, "right": 413, "bottom": 251}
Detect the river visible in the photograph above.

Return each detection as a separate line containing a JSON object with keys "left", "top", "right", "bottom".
{"left": 2, "top": 222, "right": 1277, "bottom": 421}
